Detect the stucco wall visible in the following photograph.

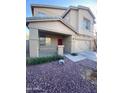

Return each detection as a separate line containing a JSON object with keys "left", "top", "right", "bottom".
{"left": 78, "top": 9, "right": 94, "bottom": 35}
{"left": 29, "top": 28, "right": 39, "bottom": 57}
{"left": 69, "top": 10, "right": 78, "bottom": 31}
{"left": 63, "top": 9, "right": 78, "bottom": 31}
{"left": 63, "top": 11, "right": 70, "bottom": 24}
{"left": 71, "top": 35, "right": 94, "bottom": 53}
{"left": 34, "top": 7, "right": 66, "bottom": 16}
{"left": 63, "top": 36, "right": 72, "bottom": 53}
{"left": 28, "top": 21, "right": 75, "bottom": 35}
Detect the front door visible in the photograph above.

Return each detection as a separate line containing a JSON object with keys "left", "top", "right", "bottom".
{"left": 57, "top": 38, "right": 63, "bottom": 45}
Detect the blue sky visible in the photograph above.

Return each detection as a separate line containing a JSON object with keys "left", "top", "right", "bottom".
{"left": 26, "top": 0, "right": 96, "bottom": 33}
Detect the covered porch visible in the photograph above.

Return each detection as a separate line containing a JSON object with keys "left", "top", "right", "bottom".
{"left": 28, "top": 20, "right": 76, "bottom": 57}
{"left": 38, "top": 29, "right": 72, "bottom": 57}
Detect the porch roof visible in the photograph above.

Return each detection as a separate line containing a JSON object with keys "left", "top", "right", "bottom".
{"left": 38, "top": 29, "right": 70, "bottom": 37}
{"left": 26, "top": 17, "right": 78, "bottom": 35}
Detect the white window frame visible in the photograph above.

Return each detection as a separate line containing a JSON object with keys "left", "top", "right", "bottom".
{"left": 83, "top": 18, "right": 91, "bottom": 31}
{"left": 39, "top": 36, "right": 51, "bottom": 46}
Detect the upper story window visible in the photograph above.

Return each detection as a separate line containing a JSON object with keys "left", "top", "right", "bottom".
{"left": 83, "top": 18, "right": 91, "bottom": 31}
{"left": 36, "top": 12, "right": 47, "bottom": 17}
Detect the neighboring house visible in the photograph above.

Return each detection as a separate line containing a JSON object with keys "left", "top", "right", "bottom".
{"left": 26, "top": 4, "right": 96, "bottom": 57}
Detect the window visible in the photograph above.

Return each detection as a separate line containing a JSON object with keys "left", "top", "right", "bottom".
{"left": 36, "top": 12, "right": 47, "bottom": 17}
{"left": 46, "top": 37, "right": 51, "bottom": 46}
{"left": 39, "top": 37, "right": 45, "bottom": 46}
{"left": 83, "top": 18, "right": 91, "bottom": 31}
{"left": 39, "top": 37, "right": 51, "bottom": 46}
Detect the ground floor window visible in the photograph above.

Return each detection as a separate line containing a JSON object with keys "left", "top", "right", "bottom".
{"left": 39, "top": 37, "right": 51, "bottom": 46}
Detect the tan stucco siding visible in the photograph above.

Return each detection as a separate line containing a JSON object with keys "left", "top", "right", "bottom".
{"left": 78, "top": 9, "right": 94, "bottom": 36}
{"left": 63, "top": 36, "right": 72, "bottom": 53}
{"left": 63, "top": 10, "right": 78, "bottom": 31}
{"left": 29, "top": 28, "right": 39, "bottom": 57}
{"left": 28, "top": 21, "right": 76, "bottom": 35}
{"left": 71, "top": 35, "right": 94, "bottom": 53}
{"left": 34, "top": 8, "right": 66, "bottom": 16}
{"left": 75, "top": 39, "right": 91, "bottom": 52}
{"left": 63, "top": 11, "right": 70, "bottom": 24}
{"left": 69, "top": 10, "right": 78, "bottom": 31}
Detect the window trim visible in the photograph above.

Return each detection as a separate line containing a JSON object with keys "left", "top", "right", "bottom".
{"left": 83, "top": 18, "right": 91, "bottom": 31}
{"left": 39, "top": 36, "right": 51, "bottom": 46}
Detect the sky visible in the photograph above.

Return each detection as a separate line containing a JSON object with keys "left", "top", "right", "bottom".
{"left": 26, "top": 0, "right": 96, "bottom": 17}
{"left": 26, "top": 0, "right": 97, "bottom": 39}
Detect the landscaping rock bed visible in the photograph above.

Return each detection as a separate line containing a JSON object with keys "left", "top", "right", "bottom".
{"left": 26, "top": 58, "right": 97, "bottom": 93}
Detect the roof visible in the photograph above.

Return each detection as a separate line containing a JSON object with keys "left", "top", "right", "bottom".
{"left": 31, "top": 4, "right": 95, "bottom": 19}
{"left": 31, "top": 4, "right": 67, "bottom": 15}
{"left": 62, "top": 5, "right": 95, "bottom": 19}
{"left": 26, "top": 17, "right": 78, "bottom": 34}
{"left": 27, "top": 4, "right": 95, "bottom": 34}
{"left": 31, "top": 4, "right": 67, "bottom": 10}
{"left": 26, "top": 16, "right": 61, "bottom": 21}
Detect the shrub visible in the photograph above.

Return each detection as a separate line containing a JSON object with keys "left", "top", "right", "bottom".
{"left": 71, "top": 53, "right": 78, "bottom": 56}
{"left": 90, "top": 70, "right": 97, "bottom": 80}
{"left": 26, "top": 55, "right": 64, "bottom": 65}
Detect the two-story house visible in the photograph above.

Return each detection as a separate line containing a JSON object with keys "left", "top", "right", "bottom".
{"left": 26, "top": 4, "right": 96, "bottom": 57}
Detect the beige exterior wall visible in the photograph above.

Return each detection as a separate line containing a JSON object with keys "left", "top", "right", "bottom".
{"left": 78, "top": 9, "right": 94, "bottom": 36}
{"left": 29, "top": 28, "right": 39, "bottom": 57}
{"left": 34, "top": 7, "right": 66, "bottom": 16}
{"left": 28, "top": 21, "right": 75, "bottom": 35}
{"left": 69, "top": 10, "right": 78, "bottom": 31}
{"left": 63, "top": 10, "right": 78, "bottom": 31}
{"left": 63, "top": 36, "right": 72, "bottom": 53}
{"left": 71, "top": 35, "right": 94, "bottom": 53}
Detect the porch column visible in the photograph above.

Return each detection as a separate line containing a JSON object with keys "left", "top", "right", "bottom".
{"left": 57, "top": 45, "right": 64, "bottom": 56}
{"left": 29, "top": 28, "right": 39, "bottom": 57}
{"left": 71, "top": 36, "right": 76, "bottom": 53}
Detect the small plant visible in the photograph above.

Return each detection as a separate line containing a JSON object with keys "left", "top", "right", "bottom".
{"left": 26, "top": 55, "right": 64, "bottom": 65}
{"left": 71, "top": 53, "right": 78, "bottom": 56}
{"left": 90, "top": 70, "right": 97, "bottom": 80}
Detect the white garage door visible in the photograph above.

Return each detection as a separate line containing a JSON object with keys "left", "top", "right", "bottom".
{"left": 75, "top": 40, "right": 91, "bottom": 52}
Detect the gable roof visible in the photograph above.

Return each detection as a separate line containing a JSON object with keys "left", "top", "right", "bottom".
{"left": 31, "top": 4, "right": 95, "bottom": 19}
{"left": 26, "top": 16, "right": 78, "bottom": 34}
{"left": 62, "top": 5, "right": 95, "bottom": 19}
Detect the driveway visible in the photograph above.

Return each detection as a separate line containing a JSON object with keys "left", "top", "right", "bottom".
{"left": 26, "top": 58, "right": 97, "bottom": 93}
{"left": 65, "top": 51, "right": 97, "bottom": 62}
{"left": 79, "top": 51, "right": 97, "bottom": 62}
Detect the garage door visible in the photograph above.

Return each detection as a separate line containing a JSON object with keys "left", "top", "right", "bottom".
{"left": 75, "top": 40, "right": 91, "bottom": 52}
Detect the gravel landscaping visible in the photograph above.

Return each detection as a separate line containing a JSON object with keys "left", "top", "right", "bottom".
{"left": 26, "top": 58, "right": 97, "bottom": 93}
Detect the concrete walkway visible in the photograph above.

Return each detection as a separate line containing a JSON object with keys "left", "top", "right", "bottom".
{"left": 65, "top": 54, "right": 86, "bottom": 62}
{"left": 79, "top": 51, "right": 97, "bottom": 62}
{"left": 65, "top": 51, "right": 97, "bottom": 62}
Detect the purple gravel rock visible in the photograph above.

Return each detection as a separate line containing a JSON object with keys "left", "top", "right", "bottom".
{"left": 26, "top": 58, "right": 97, "bottom": 93}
